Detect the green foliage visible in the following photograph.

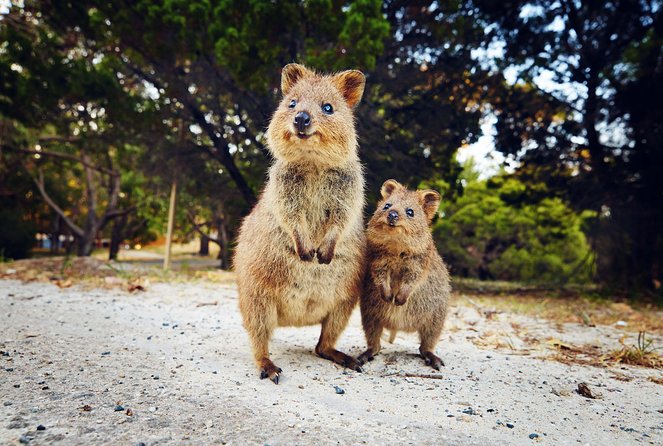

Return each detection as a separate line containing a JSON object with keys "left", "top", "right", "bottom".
{"left": 469, "top": 0, "right": 663, "bottom": 290}
{"left": 435, "top": 162, "right": 595, "bottom": 283}
{"left": 3, "top": 0, "right": 655, "bottom": 291}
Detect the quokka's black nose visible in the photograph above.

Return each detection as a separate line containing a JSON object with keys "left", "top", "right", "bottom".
{"left": 294, "top": 111, "right": 311, "bottom": 133}
{"left": 387, "top": 210, "right": 399, "bottom": 225}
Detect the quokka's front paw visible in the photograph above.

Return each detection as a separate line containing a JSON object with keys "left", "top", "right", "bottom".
{"left": 316, "top": 246, "right": 335, "bottom": 264}
{"left": 294, "top": 235, "right": 316, "bottom": 261}
{"left": 296, "top": 246, "right": 316, "bottom": 261}
{"left": 380, "top": 293, "right": 394, "bottom": 304}
{"left": 316, "top": 238, "right": 337, "bottom": 264}
{"left": 393, "top": 287, "right": 412, "bottom": 306}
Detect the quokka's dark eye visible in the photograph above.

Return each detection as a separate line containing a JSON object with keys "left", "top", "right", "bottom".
{"left": 406, "top": 208, "right": 414, "bottom": 218}
{"left": 322, "top": 103, "right": 333, "bottom": 114}
{"left": 289, "top": 99, "right": 297, "bottom": 109}
{"left": 383, "top": 203, "right": 392, "bottom": 210}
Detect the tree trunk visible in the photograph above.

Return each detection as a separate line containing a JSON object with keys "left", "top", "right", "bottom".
{"left": 218, "top": 219, "right": 230, "bottom": 270}
{"left": 198, "top": 234, "right": 210, "bottom": 256}
{"left": 50, "top": 215, "right": 62, "bottom": 253}
{"left": 109, "top": 214, "right": 128, "bottom": 261}
{"left": 627, "top": 207, "right": 659, "bottom": 291}
{"left": 76, "top": 231, "right": 95, "bottom": 256}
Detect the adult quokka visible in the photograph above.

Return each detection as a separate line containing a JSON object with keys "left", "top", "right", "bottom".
{"left": 235, "top": 64, "right": 366, "bottom": 383}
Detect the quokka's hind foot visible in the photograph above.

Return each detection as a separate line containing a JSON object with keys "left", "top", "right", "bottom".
{"left": 316, "top": 346, "right": 363, "bottom": 372}
{"left": 258, "top": 358, "right": 283, "bottom": 384}
{"left": 357, "top": 348, "right": 376, "bottom": 365}
{"left": 421, "top": 351, "right": 444, "bottom": 371}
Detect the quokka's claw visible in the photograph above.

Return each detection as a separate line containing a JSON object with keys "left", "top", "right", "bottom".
{"left": 259, "top": 363, "right": 283, "bottom": 384}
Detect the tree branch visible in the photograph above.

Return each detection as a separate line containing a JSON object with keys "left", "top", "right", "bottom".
{"left": 187, "top": 212, "right": 222, "bottom": 245}
{"left": 103, "top": 206, "right": 137, "bottom": 222}
{"left": 6, "top": 146, "right": 116, "bottom": 175}
{"left": 32, "top": 168, "right": 84, "bottom": 238}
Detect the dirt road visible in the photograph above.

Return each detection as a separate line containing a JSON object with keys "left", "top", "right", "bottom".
{"left": 1, "top": 279, "right": 661, "bottom": 445}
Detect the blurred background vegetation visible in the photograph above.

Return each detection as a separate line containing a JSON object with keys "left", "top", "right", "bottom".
{"left": 0, "top": 0, "right": 661, "bottom": 297}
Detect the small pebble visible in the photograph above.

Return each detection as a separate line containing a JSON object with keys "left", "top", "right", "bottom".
{"left": 37, "top": 425, "right": 46, "bottom": 431}
{"left": 333, "top": 386, "right": 345, "bottom": 395}
{"left": 506, "top": 423, "right": 515, "bottom": 429}
{"left": 3, "top": 401, "right": 12, "bottom": 406}
{"left": 101, "top": 351, "right": 111, "bottom": 356}
{"left": 114, "top": 405, "right": 124, "bottom": 412}
{"left": 148, "top": 406, "right": 157, "bottom": 413}
{"left": 529, "top": 433, "right": 539, "bottom": 439}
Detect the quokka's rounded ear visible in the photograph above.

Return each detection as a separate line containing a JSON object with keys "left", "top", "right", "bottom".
{"left": 380, "top": 179, "right": 402, "bottom": 199}
{"left": 281, "top": 63, "right": 314, "bottom": 95}
{"left": 417, "top": 189, "right": 441, "bottom": 222}
{"left": 332, "top": 70, "right": 366, "bottom": 108}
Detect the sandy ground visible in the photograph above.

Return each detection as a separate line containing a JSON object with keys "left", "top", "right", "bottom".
{"left": 1, "top": 278, "right": 662, "bottom": 446}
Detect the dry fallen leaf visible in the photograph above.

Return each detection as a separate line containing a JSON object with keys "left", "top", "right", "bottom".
{"left": 547, "top": 338, "right": 574, "bottom": 350}
{"left": 53, "top": 279, "right": 73, "bottom": 288}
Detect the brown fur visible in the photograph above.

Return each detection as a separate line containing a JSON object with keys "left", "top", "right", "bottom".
{"left": 234, "top": 64, "right": 366, "bottom": 383}
{"left": 358, "top": 180, "right": 451, "bottom": 370}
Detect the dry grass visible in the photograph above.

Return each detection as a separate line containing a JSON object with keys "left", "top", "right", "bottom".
{"left": 540, "top": 332, "right": 663, "bottom": 370}
{"left": 456, "top": 293, "right": 663, "bottom": 334}
{"left": 0, "top": 256, "right": 231, "bottom": 293}
{"left": 605, "top": 332, "right": 663, "bottom": 369}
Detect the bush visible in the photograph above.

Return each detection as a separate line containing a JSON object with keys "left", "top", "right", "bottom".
{"left": 433, "top": 167, "right": 594, "bottom": 284}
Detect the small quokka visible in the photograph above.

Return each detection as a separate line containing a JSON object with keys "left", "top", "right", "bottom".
{"left": 234, "top": 64, "right": 366, "bottom": 384}
{"left": 358, "top": 180, "right": 451, "bottom": 370}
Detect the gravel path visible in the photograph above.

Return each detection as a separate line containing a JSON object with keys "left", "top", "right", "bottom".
{"left": 1, "top": 279, "right": 661, "bottom": 445}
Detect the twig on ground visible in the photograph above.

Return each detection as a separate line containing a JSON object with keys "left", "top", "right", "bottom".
{"left": 381, "top": 372, "right": 445, "bottom": 379}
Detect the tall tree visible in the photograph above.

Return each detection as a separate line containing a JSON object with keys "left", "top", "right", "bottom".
{"left": 471, "top": 0, "right": 663, "bottom": 291}
{"left": 0, "top": 5, "right": 166, "bottom": 255}
{"left": 38, "top": 0, "right": 391, "bottom": 206}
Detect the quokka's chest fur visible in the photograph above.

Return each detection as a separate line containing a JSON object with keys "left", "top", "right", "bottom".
{"left": 267, "top": 160, "right": 364, "bottom": 243}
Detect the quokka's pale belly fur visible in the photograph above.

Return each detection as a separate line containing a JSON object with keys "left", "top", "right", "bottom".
{"left": 273, "top": 217, "right": 363, "bottom": 326}
{"left": 236, "top": 183, "right": 365, "bottom": 327}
